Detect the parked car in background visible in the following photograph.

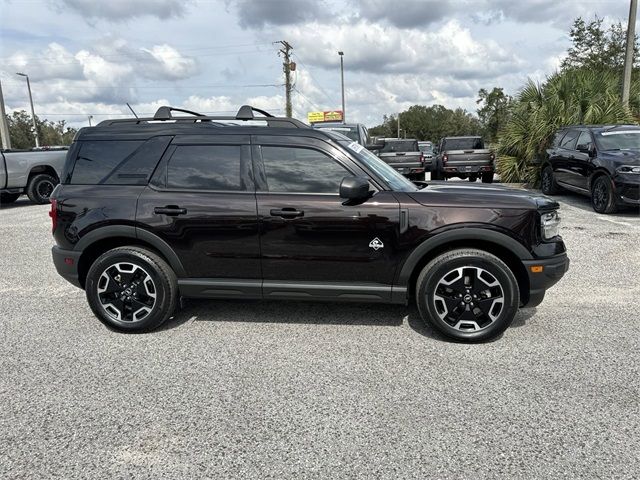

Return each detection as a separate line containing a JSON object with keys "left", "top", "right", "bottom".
{"left": 0, "top": 147, "right": 68, "bottom": 204}
{"left": 541, "top": 125, "right": 640, "bottom": 214}
{"left": 49, "top": 105, "right": 568, "bottom": 342}
{"left": 433, "top": 136, "right": 494, "bottom": 183}
{"left": 374, "top": 138, "right": 425, "bottom": 180}
{"left": 418, "top": 141, "right": 435, "bottom": 172}
{"left": 312, "top": 122, "right": 369, "bottom": 146}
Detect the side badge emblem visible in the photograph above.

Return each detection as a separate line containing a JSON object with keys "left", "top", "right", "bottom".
{"left": 369, "top": 237, "right": 384, "bottom": 251}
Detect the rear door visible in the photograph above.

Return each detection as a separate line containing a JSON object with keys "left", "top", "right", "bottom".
{"left": 554, "top": 129, "right": 580, "bottom": 185}
{"left": 253, "top": 135, "right": 401, "bottom": 302}
{"left": 136, "top": 134, "right": 261, "bottom": 295}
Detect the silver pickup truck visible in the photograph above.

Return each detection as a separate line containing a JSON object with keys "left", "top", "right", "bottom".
{"left": 375, "top": 138, "right": 425, "bottom": 181}
{"left": 433, "top": 136, "right": 495, "bottom": 183}
{"left": 0, "top": 148, "right": 68, "bottom": 205}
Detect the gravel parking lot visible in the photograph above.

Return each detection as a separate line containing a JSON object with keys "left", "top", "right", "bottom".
{"left": 1, "top": 191, "right": 639, "bottom": 479}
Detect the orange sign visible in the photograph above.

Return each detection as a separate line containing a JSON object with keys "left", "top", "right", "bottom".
{"left": 307, "top": 110, "right": 344, "bottom": 123}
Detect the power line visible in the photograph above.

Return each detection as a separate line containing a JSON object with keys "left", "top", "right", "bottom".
{"left": 292, "top": 52, "right": 338, "bottom": 107}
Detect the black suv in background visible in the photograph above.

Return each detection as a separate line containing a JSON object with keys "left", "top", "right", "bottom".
{"left": 50, "top": 106, "right": 569, "bottom": 342}
{"left": 541, "top": 125, "right": 640, "bottom": 213}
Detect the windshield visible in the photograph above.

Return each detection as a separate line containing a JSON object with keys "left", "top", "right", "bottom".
{"left": 339, "top": 140, "right": 418, "bottom": 192}
{"left": 379, "top": 140, "right": 419, "bottom": 153}
{"left": 316, "top": 126, "right": 359, "bottom": 142}
{"left": 418, "top": 144, "right": 433, "bottom": 153}
{"left": 444, "top": 137, "right": 484, "bottom": 150}
{"left": 596, "top": 130, "right": 640, "bottom": 150}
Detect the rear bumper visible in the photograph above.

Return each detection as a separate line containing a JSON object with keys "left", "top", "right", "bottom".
{"left": 521, "top": 253, "right": 570, "bottom": 308}
{"left": 52, "top": 246, "right": 82, "bottom": 288}
{"left": 443, "top": 165, "right": 494, "bottom": 175}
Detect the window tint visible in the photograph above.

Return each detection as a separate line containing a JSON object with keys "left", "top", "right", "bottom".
{"left": 551, "top": 130, "right": 567, "bottom": 147}
{"left": 443, "top": 138, "right": 484, "bottom": 150}
{"left": 260, "top": 146, "right": 350, "bottom": 193}
{"left": 576, "top": 131, "right": 592, "bottom": 149}
{"left": 559, "top": 130, "right": 580, "bottom": 149}
{"left": 167, "top": 145, "right": 243, "bottom": 191}
{"left": 71, "top": 140, "right": 144, "bottom": 184}
{"left": 379, "top": 140, "right": 419, "bottom": 153}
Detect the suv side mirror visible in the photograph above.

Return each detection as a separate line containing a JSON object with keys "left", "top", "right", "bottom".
{"left": 340, "top": 176, "right": 371, "bottom": 200}
{"left": 576, "top": 143, "right": 594, "bottom": 156}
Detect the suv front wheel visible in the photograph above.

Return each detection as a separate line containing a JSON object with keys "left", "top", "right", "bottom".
{"left": 85, "top": 246, "right": 178, "bottom": 332}
{"left": 416, "top": 249, "right": 520, "bottom": 342}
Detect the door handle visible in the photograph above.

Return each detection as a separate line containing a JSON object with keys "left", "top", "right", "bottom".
{"left": 270, "top": 207, "right": 304, "bottom": 218}
{"left": 154, "top": 205, "right": 187, "bottom": 216}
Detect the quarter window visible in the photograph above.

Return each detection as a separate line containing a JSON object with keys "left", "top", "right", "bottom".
{"left": 559, "top": 130, "right": 580, "bottom": 149}
{"left": 167, "top": 145, "right": 244, "bottom": 191}
{"left": 260, "top": 146, "right": 350, "bottom": 193}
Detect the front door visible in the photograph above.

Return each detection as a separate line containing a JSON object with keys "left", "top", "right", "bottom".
{"left": 136, "top": 134, "right": 261, "bottom": 296}
{"left": 252, "top": 135, "right": 401, "bottom": 302}
{"left": 565, "top": 130, "right": 593, "bottom": 190}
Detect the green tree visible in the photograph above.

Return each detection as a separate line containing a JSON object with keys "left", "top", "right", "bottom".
{"left": 561, "top": 16, "right": 638, "bottom": 71}
{"left": 497, "top": 68, "right": 639, "bottom": 183}
{"left": 476, "top": 87, "right": 512, "bottom": 143}
{"left": 6, "top": 110, "right": 77, "bottom": 149}
{"left": 369, "top": 104, "right": 482, "bottom": 142}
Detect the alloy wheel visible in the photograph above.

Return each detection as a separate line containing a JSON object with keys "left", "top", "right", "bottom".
{"left": 592, "top": 180, "right": 608, "bottom": 211}
{"left": 37, "top": 180, "right": 55, "bottom": 199}
{"left": 432, "top": 266, "right": 504, "bottom": 332}
{"left": 96, "top": 262, "right": 157, "bottom": 322}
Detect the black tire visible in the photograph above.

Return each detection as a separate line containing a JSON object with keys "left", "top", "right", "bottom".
{"left": 541, "top": 165, "right": 560, "bottom": 195}
{"left": 431, "top": 170, "right": 443, "bottom": 180}
{"left": 85, "top": 246, "right": 178, "bottom": 332}
{"left": 415, "top": 249, "right": 520, "bottom": 342}
{"left": 481, "top": 172, "right": 494, "bottom": 184}
{"left": 0, "top": 192, "right": 21, "bottom": 204}
{"left": 591, "top": 175, "right": 618, "bottom": 214}
{"left": 468, "top": 175, "right": 477, "bottom": 182}
{"left": 26, "top": 173, "right": 57, "bottom": 204}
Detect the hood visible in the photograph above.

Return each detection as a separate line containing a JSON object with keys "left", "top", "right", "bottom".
{"left": 600, "top": 149, "right": 640, "bottom": 165}
{"left": 408, "top": 183, "right": 559, "bottom": 210}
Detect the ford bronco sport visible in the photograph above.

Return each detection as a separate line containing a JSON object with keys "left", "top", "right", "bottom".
{"left": 50, "top": 106, "right": 569, "bottom": 342}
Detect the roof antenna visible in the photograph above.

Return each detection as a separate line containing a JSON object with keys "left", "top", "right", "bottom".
{"left": 126, "top": 103, "right": 139, "bottom": 118}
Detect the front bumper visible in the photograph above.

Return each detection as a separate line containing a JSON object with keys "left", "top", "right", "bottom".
{"left": 614, "top": 175, "right": 640, "bottom": 205}
{"left": 521, "top": 252, "right": 570, "bottom": 308}
{"left": 52, "top": 246, "right": 82, "bottom": 288}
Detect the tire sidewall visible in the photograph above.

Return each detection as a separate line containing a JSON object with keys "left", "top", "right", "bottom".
{"left": 417, "top": 252, "right": 519, "bottom": 342}
{"left": 27, "top": 174, "right": 57, "bottom": 204}
{"left": 86, "top": 249, "right": 174, "bottom": 332}
{"left": 591, "top": 176, "right": 615, "bottom": 214}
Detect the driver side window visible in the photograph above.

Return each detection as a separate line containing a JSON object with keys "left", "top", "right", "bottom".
{"left": 259, "top": 146, "right": 350, "bottom": 194}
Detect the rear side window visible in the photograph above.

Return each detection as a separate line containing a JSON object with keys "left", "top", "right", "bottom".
{"left": 559, "top": 130, "right": 580, "bottom": 149}
{"left": 551, "top": 130, "right": 566, "bottom": 147}
{"left": 166, "top": 145, "right": 244, "bottom": 191}
{"left": 260, "top": 146, "right": 350, "bottom": 193}
{"left": 69, "top": 137, "right": 170, "bottom": 185}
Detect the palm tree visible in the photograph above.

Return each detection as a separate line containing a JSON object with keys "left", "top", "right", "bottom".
{"left": 497, "top": 68, "right": 640, "bottom": 184}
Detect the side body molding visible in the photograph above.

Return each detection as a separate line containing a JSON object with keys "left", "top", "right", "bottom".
{"left": 73, "top": 225, "right": 187, "bottom": 277}
{"left": 395, "top": 227, "right": 533, "bottom": 286}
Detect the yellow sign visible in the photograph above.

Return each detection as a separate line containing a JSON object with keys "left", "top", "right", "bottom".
{"left": 307, "top": 111, "right": 325, "bottom": 123}
{"left": 307, "top": 110, "right": 344, "bottom": 123}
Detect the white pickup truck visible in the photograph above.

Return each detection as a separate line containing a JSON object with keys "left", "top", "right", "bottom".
{"left": 0, "top": 147, "right": 68, "bottom": 205}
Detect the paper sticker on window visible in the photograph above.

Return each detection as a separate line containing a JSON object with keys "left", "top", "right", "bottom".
{"left": 347, "top": 141, "right": 364, "bottom": 153}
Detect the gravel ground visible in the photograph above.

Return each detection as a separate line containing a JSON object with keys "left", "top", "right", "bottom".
{"left": 1, "top": 191, "right": 639, "bottom": 479}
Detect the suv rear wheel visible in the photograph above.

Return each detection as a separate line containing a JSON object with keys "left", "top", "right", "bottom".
{"left": 416, "top": 249, "right": 519, "bottom": 342}
{"left": 591, "top": 175, "right": 618, "bottom": 214}
{"left": 541, "top": 165, "right": 560, "bottom": 195}
{"left": 26, "top": 173, "right": 57, "bottom": 204}
{"left": 85, "top": 246, "right": 178, "bottom": 332}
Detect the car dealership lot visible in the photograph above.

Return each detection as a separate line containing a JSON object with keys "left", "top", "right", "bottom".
{"left": 1, "top": 195, "right": 638, "bottom": 479}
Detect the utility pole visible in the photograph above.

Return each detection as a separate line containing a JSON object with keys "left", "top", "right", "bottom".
{"left": 16, "top": 72, "right": 39, "bottom": 148}
{"left": 0, "top": 79, "right": 11, "bottom": 150}
{"left": 338, "top": 51, "right": 345, "bottom": 123}
{"left": 276, "top": 41, "right": 293, "bottom": 117}
{"left": 622, "top": 0, "right": 638, "bottom": 107}
{"left": 397, "top": 113, "right": 400, "bottom": 139}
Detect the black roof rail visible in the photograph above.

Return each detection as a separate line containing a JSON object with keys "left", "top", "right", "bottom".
{"left": 96, "top": 104, "right": 309, "bottom": 129}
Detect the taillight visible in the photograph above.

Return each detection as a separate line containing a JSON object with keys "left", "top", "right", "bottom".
{"left": 49, "top": 199, "right": 58, "bottom": 233}
{"left": 442, "top": 154, "right": 449, "bottom": 164}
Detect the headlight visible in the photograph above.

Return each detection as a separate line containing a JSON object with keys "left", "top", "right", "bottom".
{"left": 616, "top": 165, "right": 640, "bottom": 174}
{"left": 540, "top": 211, "right": 560, "bottom": 240}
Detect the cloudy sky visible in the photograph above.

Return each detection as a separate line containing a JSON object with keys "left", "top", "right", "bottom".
{"left": 0, "top": 0, "right": 633, "bottom": 128}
